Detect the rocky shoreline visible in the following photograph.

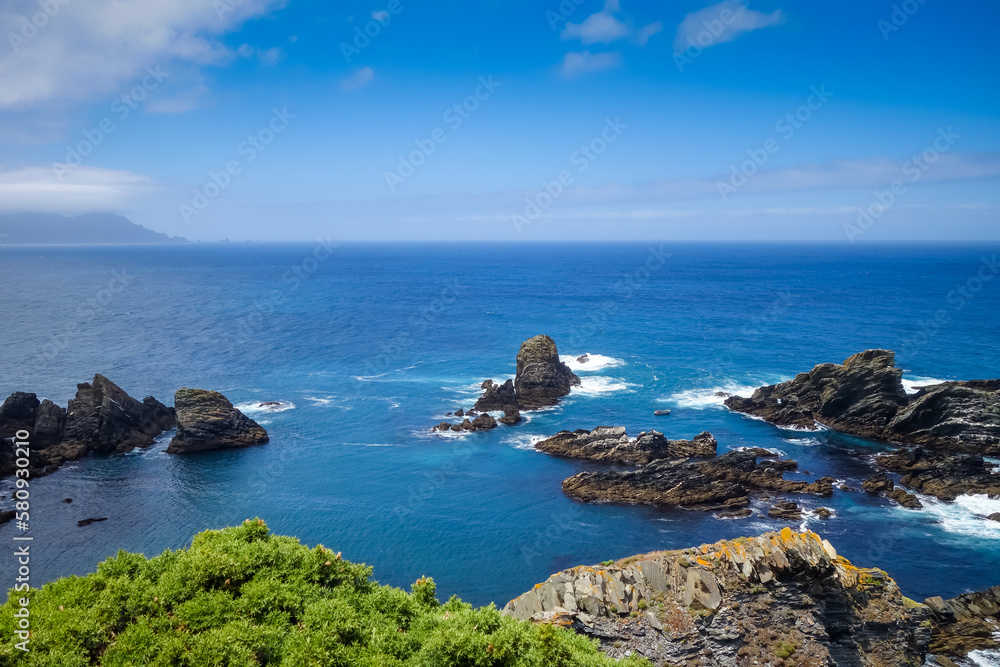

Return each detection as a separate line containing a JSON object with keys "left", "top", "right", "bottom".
{"left": 503, "top": 529, "right": 1000, "bottom": 666}
{"left": 0, "top": 376, "right": 269, "bottom": 478}
{"left": 536, "top": 427, "right": 717, "bottom": 465}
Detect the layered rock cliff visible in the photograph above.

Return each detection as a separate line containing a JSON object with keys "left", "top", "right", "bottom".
{"left": 166, "top": 389, "right": 269, "bottom": 454}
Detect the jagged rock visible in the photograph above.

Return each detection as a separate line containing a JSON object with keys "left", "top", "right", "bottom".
{"left": 561, "top": 448, "right": 833, "bottom": 511}
{"left": 455, "top": 409, "right": 464, "bottom": 417}
{"left": 988, "top": 513, "right": 1000, "bottom": 522}
{"left": 885, "top": 380, "right": 1000, "bottom": 455}
{"left": 498, "top": 407, "right": 521, "bottom": 425}
{"left": 862, "top": 472, "right": 923, "bottom": 508}
{"left": 504, "top": 529, "right": 937, "bottom": 666}
{"left": 62, "top": 375, "right": 176, "bottom": 455}
{"left": 475, "top": 336, "right": 580, "bottom": 414}
{"left": 725, "top": 349, "right": 909, "bottom": 438}
{"left": 925, "top": 585, "right": 1000, "bottom": 656}
{"left": 876, "top": 448, "right": 1000, "bottom": 502}
{"left": 33, "top": 399, "right": 66, "bottom": 448}
{"left": 469, "top": 413, "right": 497, "bottom": 431}
{"left": 767, "top": 501, "right": 803, "bottom": 521}
{"left": 536, "top": 427, "right": 717, "bottom": 465}
{"left": 0, "top": 392, "right": 40, "bottom": 438}
{"left": 166, "top": 389, "right": 268, "bottom": 454}
{"left": 813, "top": 507, "right": 833, "bottom": 519}
{"left": 577, "top": 354, "right": 590, "bottom": 364}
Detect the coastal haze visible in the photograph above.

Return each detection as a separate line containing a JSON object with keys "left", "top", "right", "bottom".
{"left": 1, "top": 0, "right": 999, "bottom": 666}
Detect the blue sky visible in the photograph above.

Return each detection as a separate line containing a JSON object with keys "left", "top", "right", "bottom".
{"left": 0, "top": 0, "right": 998, "bottom": 241}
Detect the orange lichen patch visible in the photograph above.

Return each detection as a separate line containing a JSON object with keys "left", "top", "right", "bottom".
{"left": 696, "top": 557, "right": 714, "bottom": 568}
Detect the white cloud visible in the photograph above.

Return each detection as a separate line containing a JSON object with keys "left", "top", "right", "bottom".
{"left": 0, "top": 0, "right": 287, "bottom": 110}
{"left": 340, "top": 66, "right": 375, "bottom": 92}
{"left": 559, "top": 51, "right": 623, "bottom": 78}
{"left": 636, "top": 22, "right": 663, "bottom": 46}
{"left": 145, "top": 84, "right": 211, "bottom": 114}
{"left": 238, "top": 44, "right": 287, "bottom": 65}
{"left": 673, "top": 0, "right": 784, "bottom": 53}
{"left": 0, "top": 166, "right": 151, "bottom": 213}
{"left": 561, "top": 0, "right": 629, "bottom": 45}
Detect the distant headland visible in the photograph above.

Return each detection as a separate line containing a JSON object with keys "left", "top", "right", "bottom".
{"left": 0, "top": 212, "right": 186, "bottom": 245}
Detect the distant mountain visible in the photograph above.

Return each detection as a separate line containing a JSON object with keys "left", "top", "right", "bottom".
{"left": 0, "top": 213, "right": 186, "bottom": 245}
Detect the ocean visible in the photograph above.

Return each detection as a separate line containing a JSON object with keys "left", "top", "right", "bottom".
{"left": 1, "top": 242, "right": 998, "bottom": 639}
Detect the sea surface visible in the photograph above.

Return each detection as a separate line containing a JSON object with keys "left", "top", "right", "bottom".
{"left": 0, "top": 243, "right": 998, "bottom": 658}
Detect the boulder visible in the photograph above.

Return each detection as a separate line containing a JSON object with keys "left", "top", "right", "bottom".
{"left": 862, "top": 471, "right": 923, "bottom": 508}
{"left": 62, "top": 375, "right": 175, "bottom": 454}
{"left": 166, "top": 389, "right": 268, "bottom": 454}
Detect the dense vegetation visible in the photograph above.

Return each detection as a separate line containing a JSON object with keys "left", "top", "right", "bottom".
{"left": 0, "top": 520, "right": 648, "bottom": 666}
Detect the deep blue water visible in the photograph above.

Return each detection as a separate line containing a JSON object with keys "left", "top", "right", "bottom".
{"left": 0, "top": 242, "right": 998, "bottom": 609}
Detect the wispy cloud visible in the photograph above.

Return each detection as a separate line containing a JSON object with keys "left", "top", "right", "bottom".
{"left": 559, "top": 51, "right": 623, "bottom": 78}
{"left": 636, "top": 22, "right": 664, "bottom": 46}
{"left": 340, "top": 66, "right": 375, "bottom": 92}
{"left": 0, "top": 0, "right": 288, "bottom": 111}
{"left": 561, "top": 0, "right": 629, "bottom": 45}
{"left": 674, "top": 0, "right": 784, "bottom": 53}
{"left": 0, "top": 166, "right": 151, "bottom": 213}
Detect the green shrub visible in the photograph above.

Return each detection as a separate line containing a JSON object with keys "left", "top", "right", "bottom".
{"left": 0, "top": 519, "right": 649, "bottom": 666}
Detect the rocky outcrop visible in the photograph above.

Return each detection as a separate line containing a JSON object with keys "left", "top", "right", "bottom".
{"left": 504, "top": 529, "right": 936, "bottom": 666}
{"left": 861, "top": 472, "right": 923, "bottom": 508}
{"left": 61, "top": 375, "right": 175, "bottom": 455}
{"left": 724, "top": 350, "right": 1000, "bottom": 456}
{"left": 432, "top": 413, "right": 498, "bottom": 433}
{"left": 535, "top": 427, "right": 717, "bottom": 465}
{"left": 562, "top": 448, "right": 834, "bottom": 513}
{"left": 0, "top": 392, "right": 40, "bottom": 438}
{"left": 724, "top": 349, "right": 909, "bottom": 438}
{"left": 166, "top": 388, "right": 268, "bottom": 454}
{"left": 474, "top": 336, "right": 580, "bottom": 414}
{"left": 925, "top": 585, "right": 1000, "bottom": 656}
{"left": 875, "top": 448, "right": 1000, "bottom": 502}
{"left": 885, "top": 380, "right": 1000, "bottom": 455}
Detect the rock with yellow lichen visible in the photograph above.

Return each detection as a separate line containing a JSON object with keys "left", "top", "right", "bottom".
{"left": 503, "top": 529, "right": 993, "bottom": 666}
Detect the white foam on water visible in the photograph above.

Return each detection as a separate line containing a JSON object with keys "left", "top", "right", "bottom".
{"left": 352, "top": 373, "right": 389, "bottom": 381}
{"left": 911, "top": 493, "right": 1000, "bottom": 540}
{"left": 560, "top": 354, "right": 626, "bottom": 372}
{"left": 663, "top": 382, "right": 763, "bottom": 409}
{"left": 783, "top": 437, "right": 822, "bottom": 447}
{"left": 340, "top": 442, "right": 405, "bottom": 448}
{"left": 505, "top": 433, "right": 547, "bottom": 451}
{"left": 732, "top": 445, "right": 787, "bottom": 457}
{"left": 573, "top": 376, "right": 637, "bottom": 396}
{"left": 304, "top": 396, "right": 352, "bottom": 410}
{"left": 985, "top": 458, "right": 1000, "bottom": 473}
{"left": 777, "top": 421, "right": 828, "bottom": 432}
{"left": 235, "top": 400, "right": 295, "bottom": 415}
{"left": 902, "top": 375, "right": 949, "bottom": 394}
{"left": 968, "top": 637, "right": 1000, "bottom": 667}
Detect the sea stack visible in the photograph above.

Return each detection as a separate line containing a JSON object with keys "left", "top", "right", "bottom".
{"left": 166, "top": 388, "right": 269, "bottom": 454}
{"left": 475, "top": 335, "right": 580, "bottom": 413}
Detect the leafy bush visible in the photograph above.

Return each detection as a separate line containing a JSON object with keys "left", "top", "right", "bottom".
{"left": 0, "top": 519, "right": 648, "bottom": 666}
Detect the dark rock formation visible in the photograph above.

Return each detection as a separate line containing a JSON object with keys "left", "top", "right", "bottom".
{"left": 724, "top": 350, "right": 1000, "bottom": 456}
{"left": 77, "top": 517, "right": 108, "bottom": 527}
{"left": 725, "top": 349, "right": 909, "bottom": 437}
{"left": 536, "top": 427, "right": 717, "bottom": 465}
{"left": 813, "top": 507, "right": 833, "bottom": 519}
{"left": 925, "top": 585, "right": 1000, "bottom": 657}
{"left": 498, "top": 407, "right": 521, "bottom": 425}
{"left": 504, "top": 529, "right": 936, "bottom": 666}
{"left": 0, "top": 392, "right": 40, "bottom": 438}
{"left": 875, "top": 448, "right": 1000, "bottom": 502}
{"left": 62, "top": 375, "right": 176, "bottom": 455}
{"left": 861, "top": 472, "right": 923, "bottom": 508}
{"left": 576, "top": 354, "right": 590, "bottom": 364}
{"left": 885, "top": 380, "right": 1000, "bottom": 455}
{"left": 474, "top": 336, "right": 580, "bottom": 414}
{"left": 767, "top": 501, "right": 803, "bottom": 521}
{"left": 33, "top": 400, "right": 66, "bottom": 448}
{"left": 166, "top": 389, "right": 268, "bottom": 454}
{"left": 562, "top": 448, "right": 833, "bottom": 513}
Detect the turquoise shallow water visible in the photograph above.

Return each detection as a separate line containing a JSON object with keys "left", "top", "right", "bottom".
{"left": 0, "top": 242, "right": 998, "bottom": 611}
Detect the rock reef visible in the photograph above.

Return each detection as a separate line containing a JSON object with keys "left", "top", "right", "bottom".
{"left": 504, "top": 529, "right": 941, "bottom": 666}
{"left": 166, "top": 388, "right": 269, "bottom": 454}
{"left": 724, "top": 350, "right": 1000, "bottom": 456}
{"left": 562, "top": 448, "right": 834, "bottom": 514}
{"left": 535, "top": 427, "right": 717, "bottom": 465}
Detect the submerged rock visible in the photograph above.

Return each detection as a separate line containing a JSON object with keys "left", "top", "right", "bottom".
{"left": 166, "top": 388, "right": 268, "bottom": 454}
{"left": 535, "top": 427, "right": 717, "bottom": 465}
{"left": 504, "top": 529, "right": 939, "bottom": 666}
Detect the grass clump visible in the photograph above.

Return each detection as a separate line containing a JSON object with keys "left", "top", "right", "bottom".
{"left": 0, "top": 519, "right": 648, "bottom": 666}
